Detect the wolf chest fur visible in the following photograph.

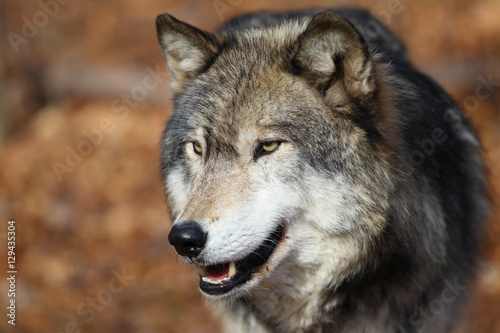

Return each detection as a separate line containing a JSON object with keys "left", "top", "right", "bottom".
{"left": 156, "top": 9, "right": 488, "bottom": 333}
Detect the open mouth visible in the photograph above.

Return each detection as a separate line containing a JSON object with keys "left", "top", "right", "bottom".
{"left": 197, "top": 224, "right": 285, "bottom": 296}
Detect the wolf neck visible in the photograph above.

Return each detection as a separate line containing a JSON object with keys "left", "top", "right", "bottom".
{"left": 221, "top": 236, "right": 379, "bottom": 333}
{"left": 223, "top": 271, "right": 333, "bottom": 332}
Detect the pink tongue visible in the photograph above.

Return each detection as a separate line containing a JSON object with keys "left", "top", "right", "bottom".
{"left": 205, "top": 263, "right": 230, "bottom": 280}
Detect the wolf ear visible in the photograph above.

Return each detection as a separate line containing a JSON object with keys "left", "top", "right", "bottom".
{"left": 293, "top": 12, "right": 375, "bottom": 101}
{"left": 156, "top": 14, "right": 220, "bottom": 92}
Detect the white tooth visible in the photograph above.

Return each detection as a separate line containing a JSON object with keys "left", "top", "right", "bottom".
{"left": 228, "top": 262, "right": 236, "bottom": 277}
{"left": 197, "top": 265, "right": 206, "bottom": 277}
{"left": 202, "top": 276, "right": 222, "bottom": 284}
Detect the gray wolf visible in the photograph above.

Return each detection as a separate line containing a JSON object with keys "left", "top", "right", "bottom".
{"left": 155, "top": 8, "right": 488, "bottom": 333}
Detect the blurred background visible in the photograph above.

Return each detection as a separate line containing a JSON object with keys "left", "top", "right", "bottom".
{"left": 0, "top": 0, "right": 499, "bottom": 332}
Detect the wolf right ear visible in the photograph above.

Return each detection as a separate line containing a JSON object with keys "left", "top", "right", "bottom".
{"left": 156, "top": 14, "right": 220, "bottom": 92}
{"left": 292, "top": 12, "right": 376, "bottom": 102}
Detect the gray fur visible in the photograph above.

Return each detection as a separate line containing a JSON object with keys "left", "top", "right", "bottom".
{"left": 156, "top": 9, "right": 488, "bottom": 333}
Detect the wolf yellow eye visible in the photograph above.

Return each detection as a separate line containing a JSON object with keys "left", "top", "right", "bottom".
{"left": 262, "top": 141, "right": 280, "bottom": 152}
{"left": 254, "top": 141, "right": 281, "bottom": 160}
{"left": 192, "top": 142, "right": 202, "bottom": 155}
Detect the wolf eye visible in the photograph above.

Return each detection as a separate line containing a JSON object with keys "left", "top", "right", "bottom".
{"left": 262, "top": 141, "right": 280, "bottom": 152}
{"left": 254, "top": 141, "right": 281, "bottom": 159}
{"left": 192, "top": 142, "right": 202, "bottom": 156}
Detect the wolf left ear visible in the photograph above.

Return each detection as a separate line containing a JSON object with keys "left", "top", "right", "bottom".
{"left": 293, "top": 12, "right": 376, "bottom": 101}
{"left": 156, "top": 14, "right": 220, "bottom": 92}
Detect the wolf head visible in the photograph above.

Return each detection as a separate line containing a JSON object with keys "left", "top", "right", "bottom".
{"left": 156, "top": 12, "right": 397, "bottom": 299}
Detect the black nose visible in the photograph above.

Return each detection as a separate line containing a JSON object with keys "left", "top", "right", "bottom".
{"left": 168, "top": 221, "right": 207, "bottom": 258}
